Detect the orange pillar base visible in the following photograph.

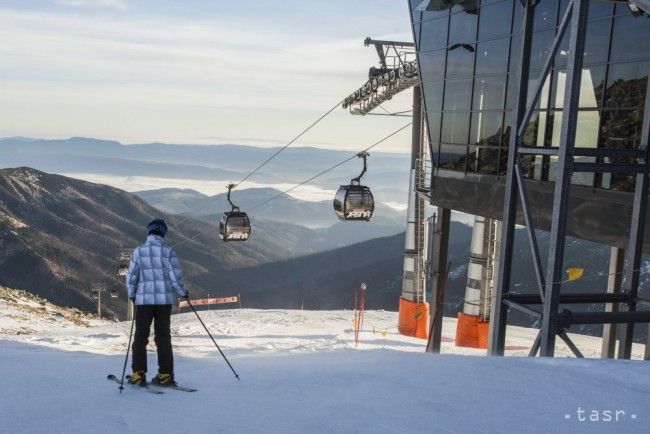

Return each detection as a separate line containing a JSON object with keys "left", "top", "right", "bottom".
{"left": 397, "top": 298, "right": 430, "bottom": 340}
{"left": 455, "top": 312, "right": 489, "bottom": 349}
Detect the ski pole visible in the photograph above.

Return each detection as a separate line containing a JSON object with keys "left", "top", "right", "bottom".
{"left": 187, "top": 299, "right": 241, "bottom": 381}
{"left": 119, "top": 309, "right": 136, "bottom": 393}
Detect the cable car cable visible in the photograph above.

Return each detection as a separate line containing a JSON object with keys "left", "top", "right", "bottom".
{"left": 232, "top": 99, "right": 344, "bottom": 189}
{"left": 249, "top": 122, "right": 412, "bottom": 212}
{"left": 168, "top": 98, "right": 343, "bottom": 232}
{"left": 170, "top": 122, "right": 411, "bottom": 250}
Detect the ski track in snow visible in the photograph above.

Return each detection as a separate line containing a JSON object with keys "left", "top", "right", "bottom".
{"left": 1, "top": 301, "right": 649, "bottom": 433}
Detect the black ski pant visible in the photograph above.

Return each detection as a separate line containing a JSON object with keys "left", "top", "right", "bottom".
{"left": 132, "top": 304, "right": 174, "bottom": 375}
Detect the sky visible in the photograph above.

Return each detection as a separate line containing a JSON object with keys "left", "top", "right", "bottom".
{"left": 0, "top": 0, "right": 415, "bottom": 153}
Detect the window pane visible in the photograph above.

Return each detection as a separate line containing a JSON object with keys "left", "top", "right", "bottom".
{"left": 444, "top": 79, "right": 473, "bottom": 110}
{"left": 599, "top": 109, "right": 644, "bottom": 150}
{"left": 551, "top": 66, "right": 606, "bottom": 109}
{"left": 441, "top": 112, "right": 470, "bottom": 144}
{"left": 413, "top": 22, "right": 422, "bottom": 48}
{"left": 604, "top": 61, "right": 649, "bottom": 109}
{"left": 475, "top": 38, "right": 510, "bottom": 76}
{"left": 512, "top": 0, "right": 523, "bottom": 35}
{"left": 522, "top": 111, "right": 543, "bottom": 147}
{"left": 478, "top": 1, "right": 513, "bottom": 41}
{"left": 610, "top": 15, "right": 650, "bottom": 63}
{"left": 505, "top": 72, "right": 519, "bottom": 110}
{"left": 533, "top": 0, "right": 558, "bottom": 32}
{"left": 548, "top": 110, "right": 600, "bottom": 149}
{"left": 467, "top": 146, "right": 500, "bottom": 174}
{"left": 427, "top": 113, "right": 442, "bottom": 144}
{"left": 473, "top": 76, "right": 507, "bottom": 110}
{"left": 503, "top": 107, "right": 515, "bottom": 145}
{"left": 582, "top": 19, "right": 611, "bottom": 66}
{"left": 527, "top": 73, "right": 551, "bottom": 110}
{"left": 571, "top": 159, "right": 596, "bottom": 187}
{"left": 420, "top": 17, "right": 449, "bottom": 51}
{"left": 439, "top": 144, "right": 468, "bottom": 171}
{"left": 576, "top": 110, "right": 600, "bottom": 149}
{"left": 509, "top": 34, "right": 520, "bottom": 74}
{"left": 470, "top": 111, "right": 504, "bottom": 146}
{"left": 446, "top": 44, "right": 475, "bottom": 77}
{"left": 530, "top": 29, "right": 555, "bottom": 72}
{"left": 449, "top": 10, "right": 478, "bottom": 44}
{"left": 419, "top": 49, "right": 447, "bottom": 81}
{"left": 520, "top": 154, "right": 544, "bottom": 180}
{"left": 588, "top": 0, "right": 613, "bottom": 20}
{"left": 423, "top": 81, "right": 444, "bottom": 113}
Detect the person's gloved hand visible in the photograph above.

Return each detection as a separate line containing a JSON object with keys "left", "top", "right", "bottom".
{"left": 182, "top": 291, "right": 189, "bottom": 300}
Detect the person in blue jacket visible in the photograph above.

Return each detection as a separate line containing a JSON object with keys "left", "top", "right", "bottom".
{"left": 126, "top": 218, "right": 188, "bottom": 387}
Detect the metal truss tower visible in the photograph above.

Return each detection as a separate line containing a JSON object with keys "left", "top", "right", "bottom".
{"left": 489, "top": 0, "right": 650, "bottom": 358}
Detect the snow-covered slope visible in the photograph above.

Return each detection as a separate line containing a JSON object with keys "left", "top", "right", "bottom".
{"left": 1, "top": 291, "right": 649, "bottom": 433}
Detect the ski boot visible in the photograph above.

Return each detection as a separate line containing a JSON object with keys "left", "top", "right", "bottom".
{"left": 128, "top": 370, "right": 146, "bottom": 387}
{"left": 151, "top": 373, "right": 177, "bottom": 387}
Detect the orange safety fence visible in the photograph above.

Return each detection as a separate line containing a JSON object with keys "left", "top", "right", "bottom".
{"left": 397, "top": 298, "right": 430, "bottom": 340}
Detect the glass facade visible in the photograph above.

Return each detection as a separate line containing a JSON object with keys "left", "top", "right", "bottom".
{"left": 410, "top": 0, "right": 649, "bottom": 191}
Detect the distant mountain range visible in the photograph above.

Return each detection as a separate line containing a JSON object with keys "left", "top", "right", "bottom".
{"left": 0, "top": 137, "right": 411, "bottom": 203}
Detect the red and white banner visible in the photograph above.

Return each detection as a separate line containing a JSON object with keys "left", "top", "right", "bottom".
{"left": 178, "top": 295, "right": 240, "bottom": 309}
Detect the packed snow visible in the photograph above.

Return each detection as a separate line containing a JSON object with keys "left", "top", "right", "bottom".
{"left": 1, "top": 288, "right": 649, "bottom": 433}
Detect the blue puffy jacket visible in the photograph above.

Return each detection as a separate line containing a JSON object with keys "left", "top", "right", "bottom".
{"left": 126, "top": 235, "right": 188, "bottom": 305}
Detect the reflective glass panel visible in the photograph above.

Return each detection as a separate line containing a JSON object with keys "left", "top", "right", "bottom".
{"left": 604, "top": 61, "right": 649, "bottom": 109}
{"left": 466, "top": 146, "right": 500, "bottom": 174}
{"left": 446, "top": 44, "right": 475, "bottom": 77}
{"left": 444, "top": 78, "right": 473, "bottom": 110}
{"left": 534, "top": 0, "right": 558, "bottom": 32}
{"left": 419, "top": 49, "right": 447, "bottom": 81}
{"left": 420, "top": 17, "right": 449, "bottom": 51}
{"left": 582, "top": 19, "right": 612, "bottom": 66}
{"left": 423, "top": 80, "right": 444, "bottom": 115}
{"left": 610, "top": 15, "right": 650, "bottom": 63}
{"left": 470, "top": 111, "right": 504, "bottom": 146}
{"left": 441, "top": 112, "right": 471, "bottom": 144}
{"left": 473, "top": 76, "right": 507, "bottom": 110}
{"left": 552, "top": 66, "right": 606, "bottom": 109}
{"left": 599, "top": 109, "right": 644, "bottom": 150}
{"left": 478, "top": 1, "right": 513, "bottom": 41}
{"left": 449, "top": 10, "right": 478, "bottom": 44}
{"left": 439, "top": 144, "right": 468, "bottom": 171}
{"left": 475, "top": 38, "right": 510, "bottom": 76}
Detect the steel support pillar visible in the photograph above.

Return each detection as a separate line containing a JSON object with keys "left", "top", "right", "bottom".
{"left": 488, "top": 0, "right": 534, "bottom": 356}
{"left": 426, "top": 207, "right": 450, "bottom": 353}
{"left": 601, "top": 247, "right": 624, "bottom": 359}
{"left": 539, "top": 0, "right": 590, "bottom": 357}
{"left": 401, "top": 85, "right": 426, "bottom": 303}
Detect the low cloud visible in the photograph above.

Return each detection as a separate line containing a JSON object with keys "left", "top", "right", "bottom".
{"left": 54, "top": 0, "right": 127, "bottom": 10}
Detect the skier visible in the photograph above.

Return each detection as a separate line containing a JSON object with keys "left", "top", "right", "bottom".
{"left": 126, "top": 218, "right": 189, "bottom": 387}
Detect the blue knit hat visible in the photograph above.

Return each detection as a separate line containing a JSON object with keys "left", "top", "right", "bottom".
{"left": 147, "top": 218, "right": 168, "bottom": 237}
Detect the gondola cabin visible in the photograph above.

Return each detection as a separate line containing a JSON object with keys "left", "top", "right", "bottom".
{"left": 117, "top": 248, "right": 131, "bottom": 276}
{"left": 333, "top": 151, "right": 375, "bottom": 221}
{"left": 333, "top": 185, "right": 374, "bottom": 221}
{"left": 219, "top": 211, "right": 251, "bottom": 242}
{"left": 219, "top": 183, "right": 252, "bottom": 242}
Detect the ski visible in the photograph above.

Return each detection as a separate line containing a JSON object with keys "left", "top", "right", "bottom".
{"left": 106, "top": 374, "right": 164, "bottom": 394}
{"left": 149, "top": 383, "right": 198, "bottom": 393}
{"left": 125, "top": 375, "right": 197, "bottom": 393}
